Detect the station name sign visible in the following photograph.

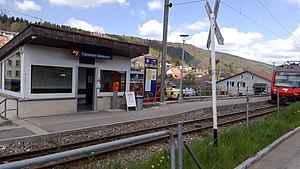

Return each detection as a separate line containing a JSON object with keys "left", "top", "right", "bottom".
{"left": 71, "top": 50, "right": 112, "bottom": 60}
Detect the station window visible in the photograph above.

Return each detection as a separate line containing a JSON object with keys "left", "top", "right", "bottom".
{"left": 31, "top": 65, "right": 72, "bottom": 93}
{"left": 4, "top": 53, "right": 21, "bottom": 92}
{"left": 100, "top": 70, "right": 126, "bottom": 92}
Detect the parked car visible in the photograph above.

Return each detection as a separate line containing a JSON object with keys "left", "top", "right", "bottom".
{"left": 165, "top": 86, "right": 186, "bottom": 100}
{"left": 185, "top": 87, "right": 196, "bottom": 97}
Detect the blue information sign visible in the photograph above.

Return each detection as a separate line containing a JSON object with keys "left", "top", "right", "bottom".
{"left": 144, "top": 57, "right": 158, "bottom": 93}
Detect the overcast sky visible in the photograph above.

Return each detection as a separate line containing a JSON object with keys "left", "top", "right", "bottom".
{"left": 1, "top": 0, "right": 300, "bottom": 65}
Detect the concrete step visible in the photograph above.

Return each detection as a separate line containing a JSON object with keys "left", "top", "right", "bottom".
{"left": 0, "top": 116, "right": 12, "bottom": 127}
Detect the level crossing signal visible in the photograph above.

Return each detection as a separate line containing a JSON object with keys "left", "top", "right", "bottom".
{"left": 205, "top": 0, "right": 224, "bottom": 49}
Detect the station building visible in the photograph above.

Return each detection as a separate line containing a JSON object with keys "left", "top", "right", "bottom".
{"left": 0, "top": 24, "right": 149, "bottom": 118}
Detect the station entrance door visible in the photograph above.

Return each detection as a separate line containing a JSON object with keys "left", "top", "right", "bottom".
{"left": 77, "top": 67, "right": 95, "bottom": 112}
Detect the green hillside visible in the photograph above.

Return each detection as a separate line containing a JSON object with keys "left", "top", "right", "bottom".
{"left": 110, "top": 35, "right": 272, "bottom": 75}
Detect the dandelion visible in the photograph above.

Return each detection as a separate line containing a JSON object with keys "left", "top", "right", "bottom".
{"left": 160, "top": 160, "right": 163, "bottom": 163}
{"left": 151, "top": 165, "right": 155, "bottom": 168}
{"left": 159, "top": 148, "right": 163, "bottom": 152}
{"left": 157, "top": 164, "right": 160, "bottom": 166}
{"left": 161, "top": 156, "right": 165, "bottom": 159}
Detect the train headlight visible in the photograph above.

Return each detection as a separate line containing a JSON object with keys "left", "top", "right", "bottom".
{"left": 294, "top": 93, "right": 298, "bottom": 96}
{"left": 272, "top": 91, "right": 277, "bottom": 95}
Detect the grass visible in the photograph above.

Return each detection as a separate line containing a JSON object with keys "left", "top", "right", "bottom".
{"left": 128, "top": 103, "right": 300, "bottom": 169}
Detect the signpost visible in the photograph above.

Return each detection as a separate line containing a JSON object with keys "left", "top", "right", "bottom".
{"left": 125, "top": 91, "right": 137, "bottom": 111}
{"left": 205, "top": 0, "right": 224, "bottom": 146}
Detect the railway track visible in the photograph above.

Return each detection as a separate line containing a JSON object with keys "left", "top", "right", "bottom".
{"left": 0, "top": 104, "right": 278, "bottom": 168}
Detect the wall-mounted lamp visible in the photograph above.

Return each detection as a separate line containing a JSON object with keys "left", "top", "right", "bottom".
{"left": 31, "top": 35, "right": 37, "bottom": 40}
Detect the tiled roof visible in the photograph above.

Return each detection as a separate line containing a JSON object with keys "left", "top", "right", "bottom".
{"left": 249, "top": 71, "right": 272, "bottom": 81}
{"left": 0, "top": 36, "right": 12, "bottom": 48}
{"left": 217, "top": 71, "right": 272, "bottom": 83}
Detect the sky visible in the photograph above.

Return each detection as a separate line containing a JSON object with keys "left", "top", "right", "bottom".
{"left": 0, "top": 0, "right": 300, "bottom": 65}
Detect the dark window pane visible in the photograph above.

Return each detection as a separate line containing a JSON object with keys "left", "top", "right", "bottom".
{"left": 31, "top": 65, "right": 72, "bottom": 93}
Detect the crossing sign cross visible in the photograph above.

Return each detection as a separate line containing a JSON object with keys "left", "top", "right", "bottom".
{"left": 205, "top": 0, "right": 224, "bottom": 49}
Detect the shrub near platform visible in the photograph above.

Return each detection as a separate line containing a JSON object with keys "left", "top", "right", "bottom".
{"left": 128, "top": 103, "right": 300, "bottom": 169}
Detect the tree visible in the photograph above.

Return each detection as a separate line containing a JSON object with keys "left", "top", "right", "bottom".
{"left": 185, "top": 71, "right": 196, "bottom": 80}
{"left": 10, "top": 22, "right": 27, "bottom": 32}
{"left": 174, "top": 59, "right": 181, "bottom": 66}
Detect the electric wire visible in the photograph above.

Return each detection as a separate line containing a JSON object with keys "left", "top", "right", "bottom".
{"left": 220, "top": 0, "right": 300, "bottom": 50}
{"left": 172, "top": 0, "right": 206, "bottom": 6}
{"left": 256, "top": 0, "right": 299, "bottom": 44}
{"left": 0, "top": 8, "right": 44, "bottom": 22}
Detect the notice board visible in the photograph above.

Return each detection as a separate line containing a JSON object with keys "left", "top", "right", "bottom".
{"left": 125, "top": 91, "right": 136, "bottom": 111}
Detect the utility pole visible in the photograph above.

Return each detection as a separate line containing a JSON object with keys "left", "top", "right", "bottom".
{"left": 160, "top": 0, "right": 172, "bottom": 104}
{"left": 272, "top": 62, "right": 276, "bottom": 71}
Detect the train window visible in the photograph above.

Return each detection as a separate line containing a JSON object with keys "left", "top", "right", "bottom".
{"left": 241, "top": 75, "right": 243, "bottom": 79}
{"left": 274, "top": 72, "right": 300, "bottom": 88}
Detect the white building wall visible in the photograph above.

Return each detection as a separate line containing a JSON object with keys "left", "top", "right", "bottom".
{"left": 23, "top": 45, "right": 78, "bottom": 99}
{"left": 217, "top": 72, "right": 271, "bottom": 96}
{"left": 95, "top": 56, "right": 131, "bottom": 97}
{"left": 23, "top": 45, "right": 131, "bottom": 99}
{"left": 0, "top": 44, "right": 133, "bottom": 117}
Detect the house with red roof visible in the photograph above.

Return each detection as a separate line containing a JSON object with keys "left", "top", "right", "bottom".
{"left": 166, "top": 67, "right": 187, "bottom": 79}
{"left": 216, "top": 71, "right": 272, "bottom": 96}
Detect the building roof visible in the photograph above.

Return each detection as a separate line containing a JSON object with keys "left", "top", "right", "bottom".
{"left": 166, "top": 67, "right": 187, "bottom": 79}
{"left": 249, "top": 71, "right": 272, "bottom": 81}
{"left": 0, "top": 24, "right": 149, "bottom": 60}
{"left": 217, "top": 71, "right": 272, "bottom": 83}
{"left": 0, "top": 35, "right": 12, "bottom": 48}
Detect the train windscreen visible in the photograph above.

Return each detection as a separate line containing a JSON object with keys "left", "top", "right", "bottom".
{"left": 274, "top": 72, "right": 300, "bottom": 88}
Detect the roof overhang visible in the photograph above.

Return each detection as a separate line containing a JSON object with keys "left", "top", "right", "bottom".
{"left": 0, "top": 24, "right": 149, "bottom": 60}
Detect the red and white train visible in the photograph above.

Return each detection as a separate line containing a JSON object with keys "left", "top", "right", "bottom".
{"left": 271, "top": 61, "right": 300, "bottom": 104}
